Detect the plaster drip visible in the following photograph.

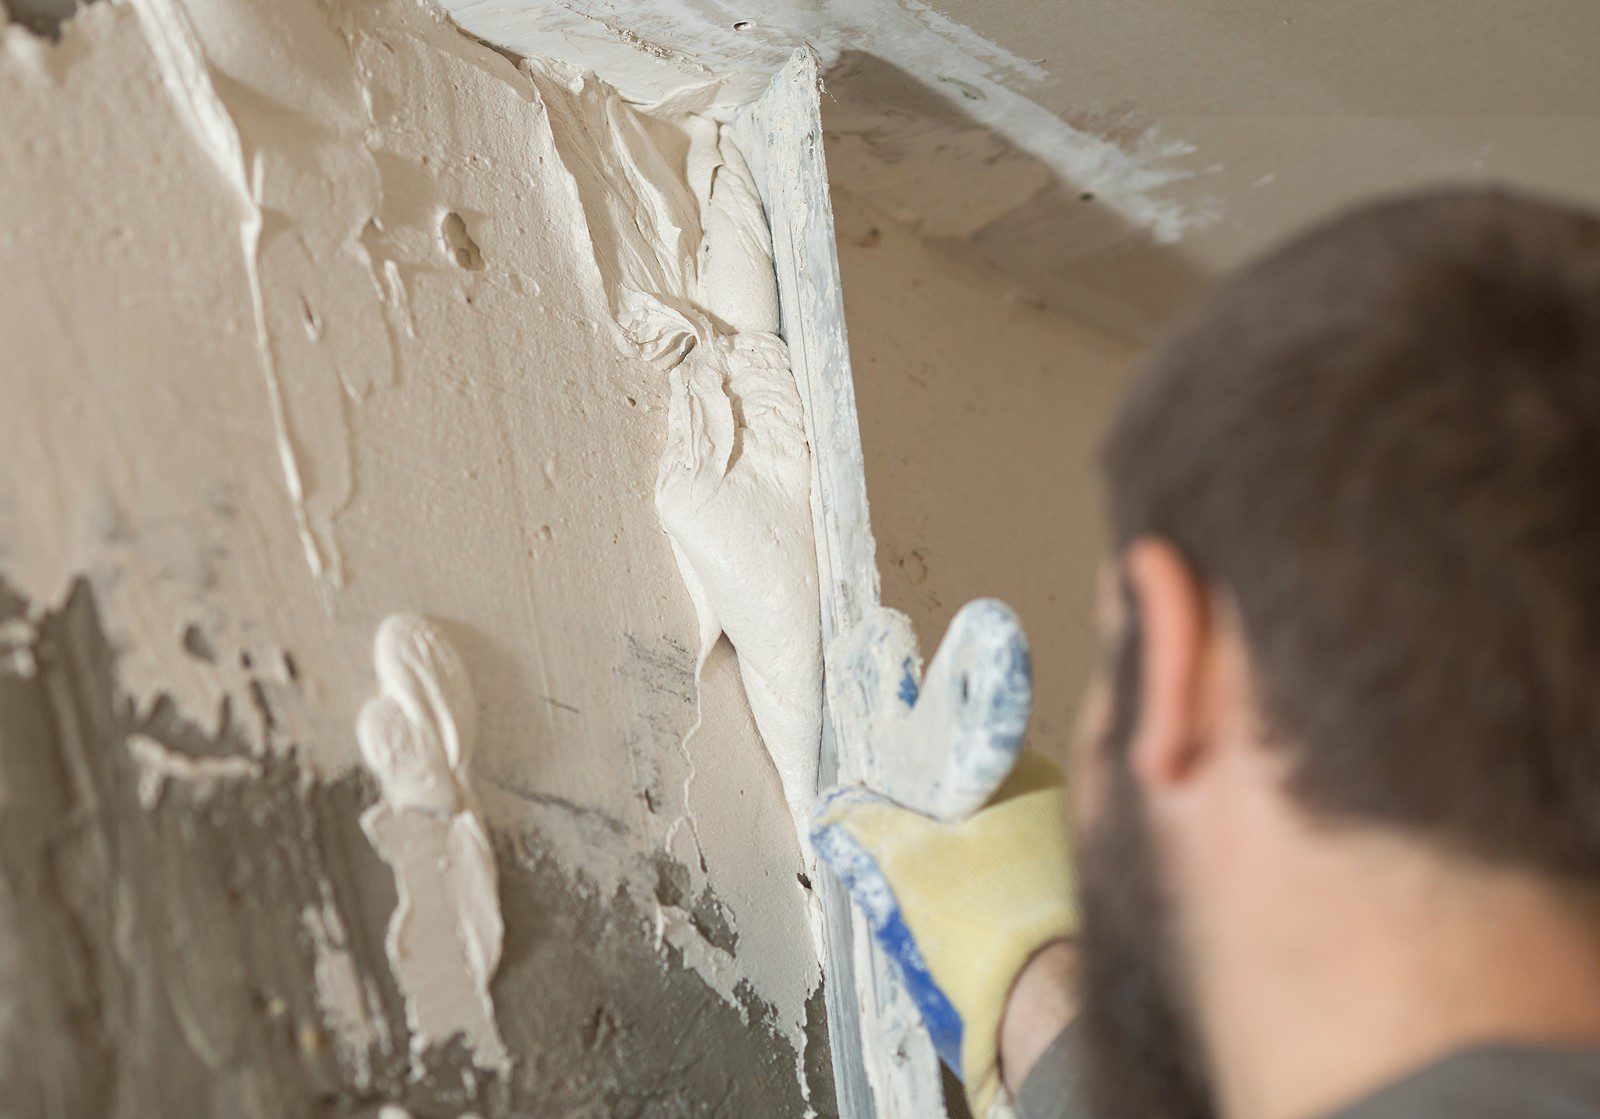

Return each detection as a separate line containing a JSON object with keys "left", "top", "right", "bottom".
{"left": 131, "top": 0, "right": 337, "bottom": 587}
{"left": 125, "top": 732, "right": 261, "bottom": 809}
{"left": 357, "top": 613, "right": 508, "bottom": 1073}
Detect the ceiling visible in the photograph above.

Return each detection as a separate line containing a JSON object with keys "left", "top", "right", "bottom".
{"left": 412, "top": 1, "right": 1600, "bottom": 338}
{"left": 926, "top": 0, "right": 1600, "bottom": 334}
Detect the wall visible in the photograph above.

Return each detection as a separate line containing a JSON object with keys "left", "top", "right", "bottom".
{"left": 0, "top": 0, "right": 828, "bottom": 1113}
{"left": 836, "top": 191, "right": 1136, "bottom": 765}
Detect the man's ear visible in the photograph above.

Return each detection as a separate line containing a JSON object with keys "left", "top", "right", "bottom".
{"left": 1123, "top": 538, "right": 1212, "bottom": 793}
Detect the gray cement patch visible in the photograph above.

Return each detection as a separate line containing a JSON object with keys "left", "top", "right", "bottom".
{"left": 0, "top": 577, "right": 832, "bottom": 1117}
{"left": 1, "top": 0, "right": 101, "bottom": 40}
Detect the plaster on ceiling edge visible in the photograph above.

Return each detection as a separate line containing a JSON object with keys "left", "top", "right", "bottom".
{"left": 438, "top": 0, "right": 1222, "bottom": 338}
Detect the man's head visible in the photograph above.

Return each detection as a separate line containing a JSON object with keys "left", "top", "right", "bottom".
{"left": 1072, "top": 187, "right": 1600, "bottom": 1119}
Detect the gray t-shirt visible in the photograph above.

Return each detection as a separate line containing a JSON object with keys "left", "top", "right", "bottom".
{"left": 1016, "top": 1025, "right": 1600, "bottom": 1119}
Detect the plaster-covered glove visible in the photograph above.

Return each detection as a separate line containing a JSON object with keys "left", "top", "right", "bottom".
{"left": 810, "top": 602, "right": 1076, "bottom": 1117}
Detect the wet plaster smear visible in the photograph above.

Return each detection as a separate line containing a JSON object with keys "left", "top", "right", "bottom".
{"left": 0, "top": 0, "right": 831, "bottom": 1113}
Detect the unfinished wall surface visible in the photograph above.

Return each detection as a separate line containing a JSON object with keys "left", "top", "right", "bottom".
{"left": 441, "top": 0, "right": 1600, "bottom": 345}
{"left": 835, "top": 191, "right": 1136, "bottom": 764}
{"left": 438, "top": 0, "right": 1214, "bottom": 342}
{"left": 0, "top": 0, "right": 832, "bottom": 1113}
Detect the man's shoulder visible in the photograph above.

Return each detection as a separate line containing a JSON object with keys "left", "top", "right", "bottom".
{"left": 1326, "top": 1043, "right": 1600, "bottom": 1119}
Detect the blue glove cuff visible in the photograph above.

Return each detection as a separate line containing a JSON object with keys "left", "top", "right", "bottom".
{"left": 812, "top": 790, "right": 966, "bottom": 1071}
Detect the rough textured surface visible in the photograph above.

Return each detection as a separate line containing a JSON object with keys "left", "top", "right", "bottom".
{"left": 497, "top": 838, "right": 835, "bottom": 1117}
{"left": 0, "top": 578, "right": 421, "bottom": 1116}
{"left": 0, "top": 0, "right": 829, "bottom": 1109}
{"left": 0, "top": 577, "right": 826, "bottom": 1116}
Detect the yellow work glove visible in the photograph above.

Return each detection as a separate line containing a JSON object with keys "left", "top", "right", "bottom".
{"left": 811, "top": 605, "right": 1076, "bottom": 1118}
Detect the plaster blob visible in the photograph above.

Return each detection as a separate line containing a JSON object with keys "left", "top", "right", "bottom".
{"left": 651, "top": 121, "right": 822, "bottom": 842}
{"left": 356, "top": 614, "right": 508, "bottom": 1072}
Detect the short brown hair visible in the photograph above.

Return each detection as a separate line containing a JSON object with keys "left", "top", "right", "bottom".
{"left": 1103, "top": 187, "right": 1600, "bottom": 877}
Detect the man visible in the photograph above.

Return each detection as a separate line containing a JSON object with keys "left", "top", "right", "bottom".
{"left": 813, "top": 187, "right": 1600, "bottom": 1119}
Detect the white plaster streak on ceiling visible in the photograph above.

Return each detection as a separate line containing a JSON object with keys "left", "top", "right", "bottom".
{"left": 440, "top": 0, "right": 1600, "bottom": 343}
{"left": 900, "top": 0, "right": 1044, "bottom": 85}
{"left": 436, "top": 1, "right": 1219, "bottom": 255}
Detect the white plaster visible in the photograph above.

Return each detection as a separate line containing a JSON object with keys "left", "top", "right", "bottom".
{"left": 125, "top": 733, "right": 261, "bottom": 809}
{"left": 358, "top": 614, "right": 508, "bottom": 1072}
{"left": 512, "top": 52, "right": 826, "bottom": 1069}
{"left": 0, "top": 619, "right": 38, "bottom": 679}
{"left": 302, "top": 897, "right": 390, "bottom": 1087}
{"left": 651, "top": 119, "right": 823, "bottom": 842}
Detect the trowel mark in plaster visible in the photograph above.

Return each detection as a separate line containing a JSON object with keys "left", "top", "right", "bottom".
{"left": 357, "top": 613, "right": 509, "bottom": 1073}
{"left": 359, "top": 216, "right": 420, "bottom": 354}
{"left": 252, "top": 195, "right": 347, "bottom": 585}
{"left": 130, "top": 0, "right": 339, "bottom": 586}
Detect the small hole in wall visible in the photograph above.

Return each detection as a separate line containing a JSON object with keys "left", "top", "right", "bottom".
{"left": 249, "top": 678, "right": 278, "bottom": 733}
{"left": 181, "top": 623, "right": 216, "bottom": 664}
{"left": 438, "top": 210, "right": 485, "bottom": 271}
{"left": 298, "top": 294, "right": 321, "bottom": 341}
{"left": 1079, "top": 191, "right": 1096, "bottom": 202}
{"left": 732, "top": 20, "right": 753, "bottom": 30}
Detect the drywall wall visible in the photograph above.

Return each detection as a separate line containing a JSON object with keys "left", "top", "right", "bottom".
{"left": 0, "top": 0, "right": 832, "bottom": 1112}
{"left": 835, "top": 190, "right": 1136, "bottom": 765}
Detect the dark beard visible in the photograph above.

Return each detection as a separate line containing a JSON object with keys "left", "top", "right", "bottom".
{"left": 1076, "top": 595, "right": 1217, "bottom": 1119}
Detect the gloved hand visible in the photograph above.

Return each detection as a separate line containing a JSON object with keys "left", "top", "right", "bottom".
{"left": 810, "top": 602, "right": 1077, "bottom": 1117}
